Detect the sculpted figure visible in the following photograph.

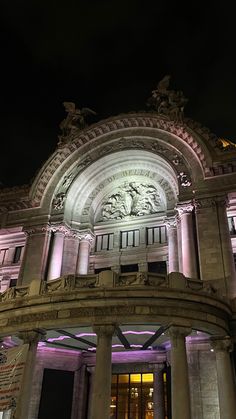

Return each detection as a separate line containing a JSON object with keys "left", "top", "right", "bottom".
{"left": 147, "top": 76, "right": 188, "bottom": 122}
{"left": 58, "top": 102, "right": 96, "bottom": 146}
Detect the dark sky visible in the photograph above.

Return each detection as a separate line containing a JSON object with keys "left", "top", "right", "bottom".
{"left": 1, "top": 1, "right": 235, "bottom": 187}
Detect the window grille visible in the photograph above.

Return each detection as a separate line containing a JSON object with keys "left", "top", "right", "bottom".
{"left": 120, "top": 230, "right": 140, "bottom": 249}
{"left": 96, "top": 233, "right": 114, "bottom": 251}
{"left": 146, "top": 226, "right": 167, "bottom": 245}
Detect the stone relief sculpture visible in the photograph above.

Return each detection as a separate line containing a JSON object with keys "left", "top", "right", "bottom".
{"left": 58, "top": 102, "right": 96, "bottom": 147}
{"left": 52, "top": 192, "right": 66, "bottom": 210}
{"left": 101, "top": 182, "right": 162, "bottom": 220}
{"left": 147, "top": 75, "right": 188, "bottom": 122}
{"left": 177, "top": 172, "right": 192, "bottom": 187}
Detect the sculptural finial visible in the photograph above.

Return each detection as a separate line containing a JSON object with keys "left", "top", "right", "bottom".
{"left": 147, "top": 76, "right": 188, "bottom": 122}
{"left": 57, "top": 101, "right": 96, "bottom": 147}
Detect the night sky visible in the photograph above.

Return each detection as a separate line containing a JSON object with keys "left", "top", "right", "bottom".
{"left": 1, "top": 2, "right": 235, "bottom": 187}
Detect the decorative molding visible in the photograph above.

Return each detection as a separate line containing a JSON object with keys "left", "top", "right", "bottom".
{"left": 23, "top": 224, "right": 51, "bottom": 236}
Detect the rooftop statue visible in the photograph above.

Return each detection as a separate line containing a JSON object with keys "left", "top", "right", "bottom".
{"left": 147, "top": 75, "right": 188, "bottom": 122}
{"left": 58, "top": 102, "right": 96, "bottom": 147}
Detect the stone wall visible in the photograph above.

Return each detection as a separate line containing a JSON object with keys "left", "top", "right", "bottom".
{"left": 187, "top": 343, "right": 220, "bottom": 419}
{"left": 29, "top": 348, "right": 81, "bottom": 419}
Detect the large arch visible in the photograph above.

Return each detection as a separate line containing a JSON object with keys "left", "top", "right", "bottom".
{"left": 29, "top": 114, "right": 215, "bottom": 213}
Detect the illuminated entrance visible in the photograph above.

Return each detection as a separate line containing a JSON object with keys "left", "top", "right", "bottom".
{"left": 110, "top": 372, "right": 169, "bottom": 419}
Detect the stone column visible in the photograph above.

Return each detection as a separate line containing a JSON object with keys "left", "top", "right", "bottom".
{"left": 14, "top": 330, "right": 45, "bottom": 419}
{"left": 18, "top": 225, "right": 51, "bottom": 289}
{"left": 153, "top": 363, "right": 165, "bottom": 419}
{"left": 166, "top": 218, "right": 179, "bottom": 273}
{"left": 76, "top": 231, "right": 95, "bottom": 275}
{"left": 47, "top": 225, "right": 68, "bottom": 280}
{"left": 61, "top": 230, "right": 80, "bottom": 276}
{"left": 87, "top": 367, "right": 95, "bottom": 419}
{"left": 176, "top": 216, "right": 183, "bottom": 273}
{"left": 90, "top": 325, "right": 115, "bottom": 419}
{"left": 176, "top": 203, "right": 198, "bottom": 278}
{"left": 211, "top": 336, "right": 236, "bottom": 419}
{"left": 215, "top": 197, "right": 236, "bottom": 296}
{"left": 195, "top": 196, "right": 236, "bottom": 296}
{"left": 169, "top": 326, "right": 191, "bottom": 419}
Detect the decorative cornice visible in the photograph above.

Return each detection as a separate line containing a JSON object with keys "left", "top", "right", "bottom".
{"left": 194, "top": 195, "right": 229, "bottom": 211}
{"left": 23, "top": 224, "right": 51, "bottom": 236}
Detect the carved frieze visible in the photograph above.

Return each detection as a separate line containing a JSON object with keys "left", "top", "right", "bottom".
{"left": 8, "top": 311, "right": 58, "bottom": 326}
{"left": 101, "top": 181, "right": 162, "bottom": 221}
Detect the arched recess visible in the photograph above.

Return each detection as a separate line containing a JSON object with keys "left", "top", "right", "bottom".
{"left": 29, "top": 114, "right": 214, "bottom": 213}
{"left": 64, "top": 150, "right": 178, "bottom": 229}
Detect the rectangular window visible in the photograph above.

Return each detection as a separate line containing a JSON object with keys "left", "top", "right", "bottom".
{"left": 121, "top": 264, "right": 138, "bottom": 273}
{"left": 120, "top": 230, "right": 140, "bottom": 249}
{"left": 0, "top": 249, "right": 8, "bottom": 265}
{"left": 148, "top": 261, "right": 167, "bottom": 274}
{"left": 96, "top": 234, "right": 114, "bottom": 251}
{"left": 147, "top": 226, "right": 167, "bottom": 245}
{"left": 228, "top": 217, "right": 236, "bottom": 235}
{"left": 13, "top": 246, "right": 23, "bottom": 263}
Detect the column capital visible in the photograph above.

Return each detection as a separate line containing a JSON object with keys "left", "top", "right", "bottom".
{"left": 64, "top": 228, "right": 81, "bottom": 239}
{"left": 93, "top": 324, "right": 116, "bottom": 337}
{"left": 151, "top": 362, "right": 165, "bottom": 373}
{"left": 18, "top": 329, "right": 46, "bottom": 344}
{"left": 175, "top": 201, "right": 194, "bottom": 216}
{"left": 211, "top": 335, "right": 233, "bottom": 353}
{"left": 49, "top": 223, "right": 70, "bottom": 235}
{"left": 23, "top": 224, "right": 51, "bottom": 236}
{"left": 79, "top": 230, "right": 95, "bottom": 245}
{"left": 165, "top": 217, "right": 177, "bottom": 229}
{"left": 168, "top": 325, "right": 191, "bottom": 345}
{"left": 213, "top": 195, "right": 229, "bottom": 208}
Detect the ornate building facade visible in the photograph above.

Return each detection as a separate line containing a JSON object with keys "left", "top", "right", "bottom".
{"left": 1, "top": 84, "right": 236, "bottom": 418}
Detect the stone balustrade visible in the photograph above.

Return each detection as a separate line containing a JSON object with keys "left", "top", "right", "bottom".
{"left": 0, "top": 271, "right": 225, "bottom": 303}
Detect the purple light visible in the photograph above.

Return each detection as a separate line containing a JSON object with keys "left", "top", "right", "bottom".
{"left": 47, "top": 330, "right": 156, "bottom": 343}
